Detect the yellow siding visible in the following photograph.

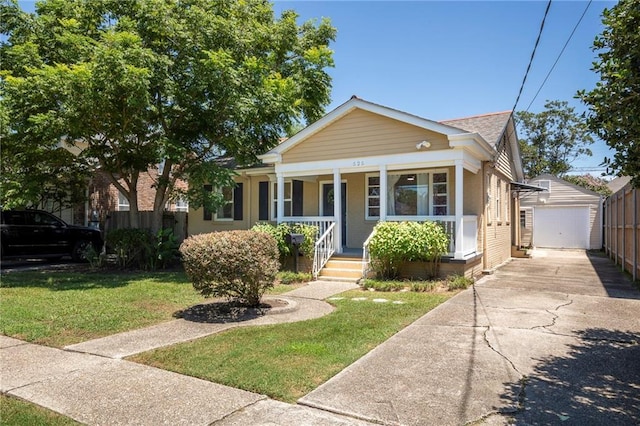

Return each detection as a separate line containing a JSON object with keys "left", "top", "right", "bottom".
{"left": 282, "top": 109, "right": 450, "bottom": 163}
{"left": 483, "top": 165, "right": 513, "bottom": 269}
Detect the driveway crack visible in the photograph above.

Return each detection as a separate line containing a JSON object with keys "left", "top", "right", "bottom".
{"left": 482, "top": 327, "right": 524, "bottom": 377}
{"left": 531, "top": 298, "right": 573, "bottom": 331}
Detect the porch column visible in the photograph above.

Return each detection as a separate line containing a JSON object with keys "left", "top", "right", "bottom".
{"left": 333, "top": 168, "right": 343, "bottom": 253}
{"left": 276, "top": 173, "right": 285, "bottom": 223}
{"left": 379, "top": 164, "right": 387, "bottom": 221}
{"left": 454, "top": 160, "right": 464, "bottom": 259}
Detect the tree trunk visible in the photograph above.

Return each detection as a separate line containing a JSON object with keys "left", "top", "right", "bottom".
{"left": 150, "top": 160, "right": 174, "bottom": 234}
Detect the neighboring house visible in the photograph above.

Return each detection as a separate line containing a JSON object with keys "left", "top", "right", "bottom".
{"left": 607, "top": 176, "right": 631, "bottom": 194}
{"left": 189, "top": 96, "right": 526, "bottom": 279}
{"left": 520, "top": 174, "right": 602, "bottom": 250}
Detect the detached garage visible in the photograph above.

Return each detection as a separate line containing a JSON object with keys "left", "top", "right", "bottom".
{"left": 520, "top": 174, "right": 602, "bottom": 250}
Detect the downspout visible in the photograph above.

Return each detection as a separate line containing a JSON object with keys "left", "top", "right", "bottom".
{"left": 482, "top": 162, "right": 488, "bottom": 270}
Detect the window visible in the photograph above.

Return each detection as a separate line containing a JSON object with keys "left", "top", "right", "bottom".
{"left": 486, "top": 174, "right": 492, "bottom": 223}
{"left": 118, "top": 192, "right": 130, "bottom": 211}
{"left": 203, "top": 185, "right": 235, "bottom": 221}
{"left": 174, "top": 197, "right": 188, "bottom": 212}
{"left": 538, "top": 180, "right": 551, "bottom": 192}
{"left": 520, "top": 210, "right": 526, "bottom": 228}
{"left": 216, "top": 186, "right": 234, "bottom": 220}
{"left": 366, "top": 175, "right": 380, "bottom": 219}
{"left": 496, "top": 179, "right": 501, "bottom": 222}
{"left": 365, "top": 170, "right": 448, "bottom": 218}
{"left": 272, "top": 181, "right": 292, "bottom": 219}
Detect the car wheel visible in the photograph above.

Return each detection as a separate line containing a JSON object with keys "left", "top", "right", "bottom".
{"left": 71, "top": 240, "right": 91, "bottom": 262}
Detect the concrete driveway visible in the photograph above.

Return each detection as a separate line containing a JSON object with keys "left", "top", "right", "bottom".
{"left": 300, "top": 249, "right": 640, "bottom": 425}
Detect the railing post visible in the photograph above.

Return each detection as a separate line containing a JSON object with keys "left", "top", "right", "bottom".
{"left": 333, "top": 168, "right": 342, "bottom": 254}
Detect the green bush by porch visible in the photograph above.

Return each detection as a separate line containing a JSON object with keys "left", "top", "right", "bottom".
{"left": 368, "top": 221, "right": 449, "bottom": 279}
{"left": 252, "top": 222, "right": 318, "bottom": 272}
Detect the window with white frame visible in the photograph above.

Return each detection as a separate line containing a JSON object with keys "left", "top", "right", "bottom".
{"left": 486, "top": 174, "right": 492, "bottom": 223}
{"left": 216, "top": 186, "right": 233, "bottom": 220}
{"left": 365, "top": 170, "right": 448, "bottom": 219}
{"left": 538, "top": 180, "right": 551, "bottom": 192}
{"left": 118, "top": 191, "right": 130, "bottom": 211}
{"left": 174, "top": 197, "right": 188, "bottom": 212}
{"left": 271, "top": 181, "right": 292, "bottom": 219}
{"left": 496, "top": 178, "right": 501, "bottom": 222}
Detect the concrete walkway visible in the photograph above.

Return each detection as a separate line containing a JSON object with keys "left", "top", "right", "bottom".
{"left": 3, "top": 252, "right": 639, "bottom": 425}
{"left": 300, "top": 250, "right": 640, "bottom": 425}
{"left": 1, "top": 280, "right": 372, "bottom": 425}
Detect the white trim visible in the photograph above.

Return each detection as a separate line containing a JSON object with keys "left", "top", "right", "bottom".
{"left": 273, "top": 149, "right": 481, "bottom": 177}
{"left": 319, "top": 179, "right": 347, "bottom": 216}
{"left": 214, "top": 186, "right": 234, "bottom": 221}
{"left": 272, "top": 179, "right": 292, "bottom": 221}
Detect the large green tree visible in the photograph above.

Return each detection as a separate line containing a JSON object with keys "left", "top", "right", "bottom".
{"left": 1, "top": 0, "right": 336, "bottom": 230}
{"left": 578, "top": 0, "right": 640, "bottom": 188}
{"left": 516, "top": 100, "right": 594, "bottom": 178}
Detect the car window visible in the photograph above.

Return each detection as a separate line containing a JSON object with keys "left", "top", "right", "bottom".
{"left": 32, "top": 212, "right": 63, "bottom": 226}
{"left": 2, "top": 212, "right": 26, "bottom": 225}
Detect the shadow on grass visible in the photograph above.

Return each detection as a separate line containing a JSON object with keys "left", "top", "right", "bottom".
{"left": 0, "top": 270, "right": 190, "bottom": 291}
{"left": 500, "top": 328, "right": 640, "bottom": 425}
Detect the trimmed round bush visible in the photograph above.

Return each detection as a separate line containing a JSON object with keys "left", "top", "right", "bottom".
{"left": 179, "top": 230, "right": 280, "bottom": 306}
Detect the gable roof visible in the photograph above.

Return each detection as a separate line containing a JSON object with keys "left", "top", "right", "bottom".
{"left": 260, "top": 96, "right": 499, "bottom": 162}
{"left": 529, "top": 173, "right": 603, "bottom": 198}
{"left": 439, "top": 111, "right": 513, "bottom": 148}
{"left": 607, "top": 176, "right": 631, "bottom": 193}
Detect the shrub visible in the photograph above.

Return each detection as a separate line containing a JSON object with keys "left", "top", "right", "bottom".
{"left": 252, "top": 222, "right": 318, "bottom": 259}
{"left": 277, "top": 271, "right": 312, "bottom": 285}
{"left": 179, "top": 230, "right": 280, "bottom": 306}
{"left": 361, "top": 279, "right": 406, "bottom": 292}
{"left": 106, "top": 228, "right": 153, "bottom": 269}
{"left": 368, "top": 221, "right": 449, "bottom": 279}
{"left": 105, "top": 228, "right": 180, "bottom": 270}
{"left": 447, "top": 274, "right": 473, "bottom": 290}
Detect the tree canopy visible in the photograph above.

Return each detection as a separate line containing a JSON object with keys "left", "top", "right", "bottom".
{"left": 578, "top": 0, "right": 640, "bottom": 188}
{"left": 516, "top": 100, "right": 594, "bottom": 179}
{"left": 1, "top": 0, "right": 336, "bottom": 229}
{"left": 563, "top": 174, "right": 612, "bottom": 197}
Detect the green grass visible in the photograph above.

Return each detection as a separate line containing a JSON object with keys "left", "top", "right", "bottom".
{"left": 0, "top": 270, "right": 203, "bottom": 347}
{"left": 0, "top": 395, "right": 80, "bottom": 426}
{"left": 130, "top": 289, "right": 452, "bottom": 403}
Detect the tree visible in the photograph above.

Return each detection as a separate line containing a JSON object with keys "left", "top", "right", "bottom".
{"left": 0, "top": 0, "right": 336, "bottom": 230}
{"left": 516, "top": 100, "right": 594, "bottom": 178}
{"left": 578, "top": 0, "right": 640, "bottom": 188}
{"left": 564, "top": 174, "right": 612, "bottom": 197}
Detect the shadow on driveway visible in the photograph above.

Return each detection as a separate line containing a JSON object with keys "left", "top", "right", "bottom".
{"left": 501, "top": 328, "right": 640, "bottom": 425}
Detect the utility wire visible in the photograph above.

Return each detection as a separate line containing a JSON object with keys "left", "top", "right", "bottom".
{"left": 524, "top": 0, "right": 593, "bottom": 112}
{"left": 511, "top": 0, "right": 553, "bottom": 114}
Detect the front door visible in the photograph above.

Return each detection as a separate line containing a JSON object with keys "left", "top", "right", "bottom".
{"left": 321, "top": 182, "right": 347, "bottom": 247}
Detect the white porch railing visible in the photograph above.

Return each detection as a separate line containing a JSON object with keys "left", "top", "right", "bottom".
{"left": 278, "top": 216, "right": 335, "bottom": 239}
{"left": 361, "top": 215, "right": 478, "bottom": 278}
{"left": 312, "top": 222, "right": 336, "bottom": 279}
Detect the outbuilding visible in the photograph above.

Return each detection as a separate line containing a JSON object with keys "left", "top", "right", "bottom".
{"left": 520, "top": 174, "right": 602, "bottom": 249}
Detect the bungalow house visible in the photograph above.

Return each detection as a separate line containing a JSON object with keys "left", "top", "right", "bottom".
{"left": 189, "top": 97, "right": 526, "bottom": 280}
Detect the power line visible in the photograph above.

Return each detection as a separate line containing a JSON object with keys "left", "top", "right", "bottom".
{"left": 524, "top": 0, "right": 593, "bottom": 112}
{"left": 510, "top": 0, "right": 553, "bottom": 114}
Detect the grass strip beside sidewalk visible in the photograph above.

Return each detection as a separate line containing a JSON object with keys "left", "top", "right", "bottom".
{"left": 130, "top": 290, "right": 453, "bottom": 403}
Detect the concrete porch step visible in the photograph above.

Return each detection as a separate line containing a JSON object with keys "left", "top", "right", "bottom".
{"left": 318, "top": 255, "right": 364, "bottom": 283}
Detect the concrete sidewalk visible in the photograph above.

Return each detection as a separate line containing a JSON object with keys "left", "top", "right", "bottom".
{"left": 1, "top": 280, "right": 371, "bottom": 425}
{"left": 300, "top": 250, "right": 640, "bottom": 425}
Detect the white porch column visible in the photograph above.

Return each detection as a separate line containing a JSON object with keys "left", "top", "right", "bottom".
{"left": 379, "top": 164, "right": 387, "bottom": 221}
{"left": 333, "top": 168, "right": 342, "bottom": 253}
{"left": 454, "top": 160, "right": 464, "bottom": 259}
{"left": 276, "top": 173, "right": 285, "bottom": 223}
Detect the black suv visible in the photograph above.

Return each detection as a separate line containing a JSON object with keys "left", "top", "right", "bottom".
{"left": 1, "top": 209, "right": 103, "bottom": 261}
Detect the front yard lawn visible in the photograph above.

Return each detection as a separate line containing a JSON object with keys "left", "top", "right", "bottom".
{"left": 0, "top": 270, "right": 203, "bottom": 347}
{"left": 0, "top": 394, "right": 81, "bottom": 426}
{"left": 130, "top": 290, "right": 453, "bottom": 403}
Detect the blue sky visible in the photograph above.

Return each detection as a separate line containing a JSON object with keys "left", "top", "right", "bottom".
{"left": 273, "top": 0, "right": 616, "bottom": 173}
{"left": 17, "top": 0, "right": 616, "bottom": 173}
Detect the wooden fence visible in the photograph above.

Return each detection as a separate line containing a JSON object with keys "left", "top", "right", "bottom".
{"left": 603, "top": 184, "right": 639, "bottom": 281}
{"left": 104, "top": 211, "right": 188, "bottom": 242}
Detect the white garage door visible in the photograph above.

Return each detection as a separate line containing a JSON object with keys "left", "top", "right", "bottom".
{"left": 533, "top": 206, "right": 590, "bottom": 249}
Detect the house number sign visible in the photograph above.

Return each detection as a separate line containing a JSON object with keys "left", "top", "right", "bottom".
{"left": 352, "top": 160, "right": 365, "bottom": 167}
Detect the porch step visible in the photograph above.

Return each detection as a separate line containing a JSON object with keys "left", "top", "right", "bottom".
{"left": 318, "top": 256, "right": 364, "bottom": 283}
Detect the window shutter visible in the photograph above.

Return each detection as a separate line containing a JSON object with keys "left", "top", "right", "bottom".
{"left": 203, "top": 185, "right": 213, "bottom": 221}
{"left": 233, "top": 183, "right": 243, "bottom": 221}
{"left": 259, "top": 181, "right": 269, "bottom": 220}
{"left": 292, "top": 180, "right": 303, "bottom": 216}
